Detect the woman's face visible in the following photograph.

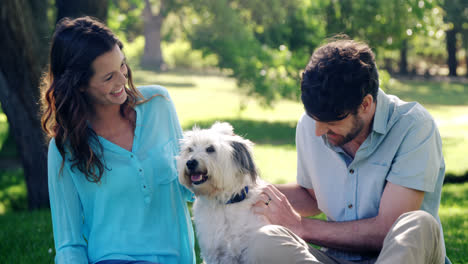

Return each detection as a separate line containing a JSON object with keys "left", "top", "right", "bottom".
{"left": 84, "top": 44, "right": 128, "bottom": 109}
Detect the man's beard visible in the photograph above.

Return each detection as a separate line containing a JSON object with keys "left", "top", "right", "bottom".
{"left": 326, "top": 114, "right": 365, "bottom": 146}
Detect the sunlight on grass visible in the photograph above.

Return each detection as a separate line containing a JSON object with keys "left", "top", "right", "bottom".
{"left": 388, "top": 80, "right": 468, "bottom": 106}
{"left": 439, "top": 183, "right": 468, "bottom": 262}
{"left": 0, "top": 169, "right": 27, "bottom": 214}
{"left": 254, "top": 144, "right": 297, "bottom": 184}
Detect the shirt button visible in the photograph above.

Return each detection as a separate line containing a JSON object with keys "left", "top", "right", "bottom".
{"left": 348, "top": 204, "right": 353, "bottom": 209}
{"left": 144, "top": 197, "right": 151, "bottom": 204}
{"left": 349, "top": 169, "right": 354, "bottom": 174}
{"left": 130, "top": 154, "right": 134, "bottom": 158}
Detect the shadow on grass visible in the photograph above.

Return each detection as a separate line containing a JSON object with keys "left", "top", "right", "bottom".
{"left": 182, "top": 118, "right": 297, "bottom": 146}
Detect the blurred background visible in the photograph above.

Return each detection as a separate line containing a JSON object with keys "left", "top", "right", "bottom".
{"left": 0, "top": 0, "right": 467, "bottom": 262}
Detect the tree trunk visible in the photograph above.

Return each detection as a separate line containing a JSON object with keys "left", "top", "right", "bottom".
{"left": 463, "top": 30, "right": 468, "bottom": 78}
{"left": 0, "top": 0, "right": 49, "bottom": 209}
{"left": 446, "top": 29, "right": 458, "bottom": 77}
{"left": 141, "top": 0, "right": 166, "bottom": 70}
{"left": 399, "top": 39, "right": 408, "bottom": 75}
{"left": 56, "top": 0, "right": 109, "bottom": 23}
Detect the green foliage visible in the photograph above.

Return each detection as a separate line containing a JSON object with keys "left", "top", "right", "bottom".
{"left": 105, "top": 0, "right": 465, "bottom": 103}
{"left": 187, "top": 0, "right": 313, "bottom": 105}
{"left": 108, "top": 0, "right": 144, "bottom": 42}
{"left": 441, "top": 0, "right": 468, "bottom": 31}
{"left": 162, "top": 39, "right": 218, "bottom": 70}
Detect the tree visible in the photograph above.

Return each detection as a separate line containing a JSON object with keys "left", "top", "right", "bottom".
{"left": 141, "top": 0, "right": 185, "bottom": 70}
{"left": 56, "top": 0, "right": 109, "bottom": 22}
{"left": 440, "top": 0, "right": 468, "bottom": 77}
{"left": 0, "top": 0, "right": 49, "bottom": 209}
{"left": 141, "top": 0, "right": 166, "bottom": 70}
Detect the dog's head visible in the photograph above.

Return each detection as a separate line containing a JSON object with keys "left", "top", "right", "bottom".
{"left": 177, "top": 122, "right": 257, "bottom": 201}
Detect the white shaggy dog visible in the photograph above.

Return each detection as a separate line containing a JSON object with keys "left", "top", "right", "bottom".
{"left": 177, "top": 122, "right": 268, "bottom": 264}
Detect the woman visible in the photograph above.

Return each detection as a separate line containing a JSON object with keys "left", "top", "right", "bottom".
{"left": 41, "top": 16, "right": 195, "bottom": 264}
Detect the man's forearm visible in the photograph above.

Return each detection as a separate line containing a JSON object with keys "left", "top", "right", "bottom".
{"left": 299, "top": 216, "right": 387, "bottom": 253}
{"left": 275, "top": 183, "right": 322, "bottom": 217}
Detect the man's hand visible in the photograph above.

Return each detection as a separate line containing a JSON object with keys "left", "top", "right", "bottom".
{"left": 252, "top": 184, "right": 304, "bottom": 237}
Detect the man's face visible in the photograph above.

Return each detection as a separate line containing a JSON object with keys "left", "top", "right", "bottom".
{"left": 313, "top": 113, "right": 365, "bottom": 146}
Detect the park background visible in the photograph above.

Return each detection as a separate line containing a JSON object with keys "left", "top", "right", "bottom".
{"left": 0, "top": 0, "right": 467, "bottom": 263}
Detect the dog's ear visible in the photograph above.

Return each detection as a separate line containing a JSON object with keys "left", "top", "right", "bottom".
{"left": 211, "top": 122, "right": 234, "bottom": 136}
{"left": 231, "top": 140, "right": 257, "bottom": 182}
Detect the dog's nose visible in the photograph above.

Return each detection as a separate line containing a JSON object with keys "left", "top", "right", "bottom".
{"left": 186, "top": 159, "right": 198, "bottom": 171}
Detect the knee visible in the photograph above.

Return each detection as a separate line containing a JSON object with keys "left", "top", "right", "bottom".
{"left": 246, "top": 224, "right": 297, "bottom": 262}
{"left": 248, "top": 225, "right": 285, "bottom": 252}
{"left": 398, "top": 210, "right": 440, "bottom": 236}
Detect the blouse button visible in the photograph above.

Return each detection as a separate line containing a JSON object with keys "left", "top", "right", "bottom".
{"left": 348, "top": 204, "right": 353, "bottom": 209}
{"left": 349, "top": 169, "right": 354, "bottom": 174}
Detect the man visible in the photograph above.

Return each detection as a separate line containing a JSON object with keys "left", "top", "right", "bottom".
{"left": 250, "top": 39, "right": 448, "bottom": 263}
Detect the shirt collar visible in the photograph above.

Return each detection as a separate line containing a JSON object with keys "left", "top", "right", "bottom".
{"left": 372, "top": 89, "right": 391, "bottom": 135}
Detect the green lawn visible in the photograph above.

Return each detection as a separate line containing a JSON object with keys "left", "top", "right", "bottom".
{"left": 0, "top": 71, "right": 467, "bottom": 263}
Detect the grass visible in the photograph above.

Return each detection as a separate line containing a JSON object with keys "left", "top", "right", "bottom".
{"left": 0, "top": 70, "right": 467, "bottom": 263}
{"left": 0, "top": 183, "right": 466, "bottom": 263}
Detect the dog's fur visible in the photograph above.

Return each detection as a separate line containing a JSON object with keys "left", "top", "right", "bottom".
{"left": 177, "top": 122, "right": 267, "bottom": 264}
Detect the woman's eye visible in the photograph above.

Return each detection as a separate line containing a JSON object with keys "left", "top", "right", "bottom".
{"left": 105, "top": 74, "right": 113, "bottom": 81}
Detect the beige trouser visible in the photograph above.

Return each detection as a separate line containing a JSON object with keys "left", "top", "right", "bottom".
{"left": 246, "top": 210, "right": 445, "bottom": 264}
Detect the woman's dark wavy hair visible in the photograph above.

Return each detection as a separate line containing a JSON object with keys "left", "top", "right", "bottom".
{"left": 41, "top": 16, "right": 144, "bottom": 183}
{"left": 300, "top": 37, "right": 379, "bottom": 122}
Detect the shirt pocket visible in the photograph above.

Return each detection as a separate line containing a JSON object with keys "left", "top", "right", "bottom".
{"left": 359, "top": 162, "right": 391, "bottom": 218}
{"left": 152, "top": 139, "right": 178, "bottom": 185}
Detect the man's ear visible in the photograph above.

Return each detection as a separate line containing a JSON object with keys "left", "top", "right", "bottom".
{"left": 361, "top": 94, "right": 374, "bottom": 113}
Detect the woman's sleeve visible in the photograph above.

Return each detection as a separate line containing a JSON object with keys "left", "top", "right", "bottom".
{"left": 48, "top": 139, "right": 88, "bottom": 264}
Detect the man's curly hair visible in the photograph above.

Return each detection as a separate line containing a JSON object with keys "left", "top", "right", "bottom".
{"left": 301, "top": 38, "right": 379, "bottom": 122}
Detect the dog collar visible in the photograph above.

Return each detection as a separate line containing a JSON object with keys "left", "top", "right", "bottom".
{"left": 226, "top": 186, "right": 249, "bottom": 204}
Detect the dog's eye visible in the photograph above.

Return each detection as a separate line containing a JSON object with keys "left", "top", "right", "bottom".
{"left": 206, "top": 146, "right": 215, "bottom": 153}
{"left": 187, "top": 147, "right": 193, "bottom": 153}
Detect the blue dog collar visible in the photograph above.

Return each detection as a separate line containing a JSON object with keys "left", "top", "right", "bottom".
{"left": 226, "top": 186, "right": 249, "bottom": 204}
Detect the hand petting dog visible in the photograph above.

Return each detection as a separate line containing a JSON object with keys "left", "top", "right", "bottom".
{"left": 252, "top": 184, "right": 304, "bottom": 238}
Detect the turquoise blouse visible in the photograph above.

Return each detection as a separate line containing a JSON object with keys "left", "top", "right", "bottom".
{"left": 48, "top": 85, "right": 195, "bottom": 264}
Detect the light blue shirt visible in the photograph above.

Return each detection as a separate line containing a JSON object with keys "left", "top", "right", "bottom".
{"left": 48, "top": 85, "right": 195, "bottom": 264}
{"left": 296, "top": 89, "right": 446, "bottom": 261}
